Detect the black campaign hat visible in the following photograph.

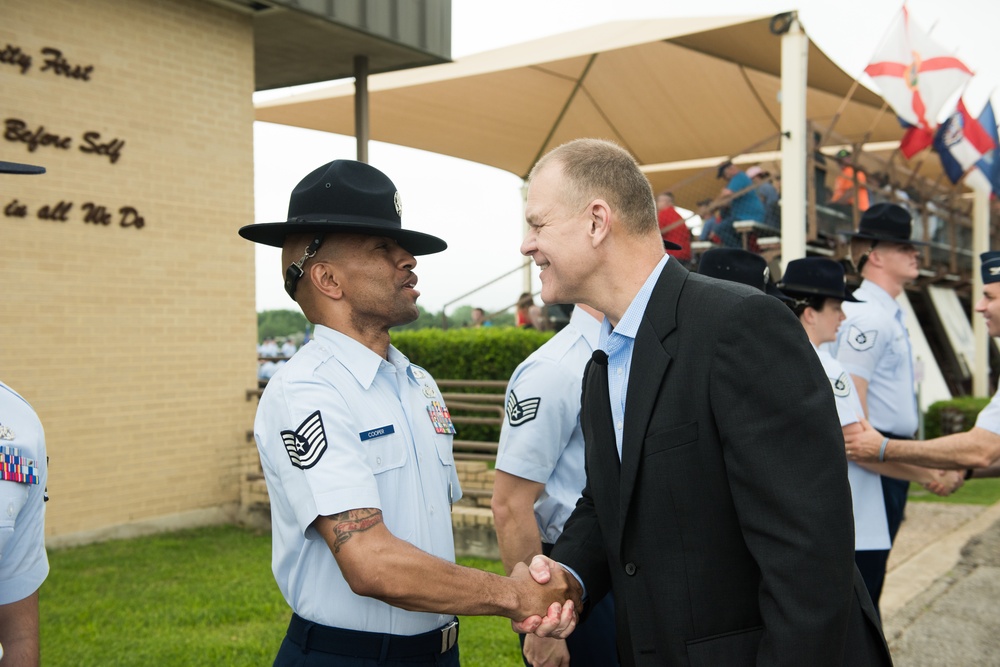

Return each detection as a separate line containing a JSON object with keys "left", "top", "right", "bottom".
{"left": 846, "top": 202, "right": 928, "bottom": 246}
{"left": 238, "top": 159, "right": 446, "bottom": 254}
{"left": 777, "top": 257, "right": 861, "bottom": 302}
{"left": 981, "top": 251, "right": 1000, "bottom": 284}
{"left": 0, "top": 160, "right": 45, "bottom": 175}
{"left": 698, "top": 248, "right": 789, "bottom": 301}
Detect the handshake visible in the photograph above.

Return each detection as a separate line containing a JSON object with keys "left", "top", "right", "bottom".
{"left": 507, "top": 555, "right": 584, "bottom": 639}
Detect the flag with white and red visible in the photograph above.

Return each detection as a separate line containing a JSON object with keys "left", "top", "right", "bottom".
{"left": 864, "top": 6, "right": 973, "bottom": 132}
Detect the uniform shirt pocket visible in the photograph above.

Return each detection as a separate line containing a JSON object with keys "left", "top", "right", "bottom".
{"left": 0, "top": 480, "right": 30, "bottom": 556}
{"left": 433, "top": 435, "right": 455, "bottom": 467}
{"left": 362, "top": 428, "right": 407, "bottom": 474}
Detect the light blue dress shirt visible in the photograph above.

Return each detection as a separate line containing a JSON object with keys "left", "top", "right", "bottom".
{"left": 254, "top": 324, "right": 460, "bottom": 634}
{"left": 496, "top": 306, "right": 602, "bottom": 543}
{"left": 813, "top": 347, "right": 891, "bottom": 551}
{"left": 0, "top": 381, "right": 49, "bottom": 606}
{"left": 599, "top": 254, "right": 670, "bottom": 459}
{"left": 826, "top": 279, "right": 919, "bottom": 437}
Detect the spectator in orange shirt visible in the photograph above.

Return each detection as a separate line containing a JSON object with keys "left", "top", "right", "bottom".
{"left": 831, "top": 149, "right": 869, "bottom": 214}
{"left": 656, "top": 192, "right": 692, "bottom": 263}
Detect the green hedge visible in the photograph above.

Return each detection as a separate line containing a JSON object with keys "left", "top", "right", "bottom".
{"left": 391, "top": 327, "right": 553, "bottom": 442}
{"left": 391, "top": 327, "right": 553, "bottom": 380}
{"left": 924, "top": 396, "right": 991, "bottom": 439}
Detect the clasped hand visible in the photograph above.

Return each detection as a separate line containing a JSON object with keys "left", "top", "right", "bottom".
{"left": 509, "top": 555, "right": 582, "bottom": 639}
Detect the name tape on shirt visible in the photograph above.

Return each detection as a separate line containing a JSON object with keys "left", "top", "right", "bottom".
{"left": 281, "top": 410, "right": 328, "bottom": 470}
{"left": 506, "top": 391, "right": 541, "bottom": 426}
{"left": 831, "top": 372, "right": 851, "bottom": 398}
{"left": 847, "top": 325, "right": 877, "bottom": 352}
{"left": 360, "top": 425, "right": 395, "bottom": 442}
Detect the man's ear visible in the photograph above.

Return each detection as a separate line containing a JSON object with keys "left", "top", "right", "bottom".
{"left": 588, "top": 199, "right": 612, "bottom": 247}
{"left": 309, "top": 261, "right": 344, "bottom": 299}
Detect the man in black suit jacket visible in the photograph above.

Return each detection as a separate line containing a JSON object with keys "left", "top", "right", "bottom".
{"left": 517, "top": 139, "right": 891, "bottom": 666}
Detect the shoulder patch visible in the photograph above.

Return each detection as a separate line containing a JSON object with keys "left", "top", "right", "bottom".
{"left": 506, "top": 391, "right": 541, "bottom": 426}
{"left": 830, "top": 372, "right": 851, "bottom": 398}
{"left": 280, "top": 410, "right": 328, "bottom": 469}
{"left": 847, "top": 325, "right": 877, "bottom": 352}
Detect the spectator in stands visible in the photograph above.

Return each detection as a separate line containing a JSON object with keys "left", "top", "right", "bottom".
{"left": 656, "top": 192, "right": 692, "bottom": 263}
{"left": 515, "top": 293, "right": 552, "bottom": 330}
{"left": 470, "top": 307, "right": 492, "bottom": 327}
{"left": 696, "top": 198, "right": 722, "bottom": 245}
{"left": 280, "top": 338, "right": 297, "bottom": 358}
{"left": 830, "top": 149, "right": 869, "bottom": 215}
{"left": 711, "top": 161, "right": 765, "bottom": 247}
{"left": 747, "top": 166, "right": 780, "bottom": 229}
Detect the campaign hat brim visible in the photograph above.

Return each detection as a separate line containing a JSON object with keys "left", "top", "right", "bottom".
{"left": 776, "top": 282, "right": 863, "bottom": 302}
{"left": 0, "top": 160, "right": 45, "bottom": 175}
{"left": 238, "top": 218, "right": 447, "bottom": 255}
{"left": 844, "top": 230, "right": 930, "bottom": 246}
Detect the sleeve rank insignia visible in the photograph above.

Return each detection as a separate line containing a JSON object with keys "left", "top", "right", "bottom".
{"left": 506, "top": 391, "right": 541, "bottom": 426}
{"left": 847, "top": 325, "right": 877, "bottom": 352}
{"left": 280, "top": 410, "right": 328, "bottom": 470}
{"left": 831, "top": 372, "right": 852, "bottom": 397}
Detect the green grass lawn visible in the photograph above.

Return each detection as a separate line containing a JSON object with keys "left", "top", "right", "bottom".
{"left": 40, "top": 526, "right": 523, "bottom": 667}
{"left": 39, "top": 478, "right": 1000, "bottom": 666}
{"left": 908, "top": 476, "right": 1000, "bottom": 505}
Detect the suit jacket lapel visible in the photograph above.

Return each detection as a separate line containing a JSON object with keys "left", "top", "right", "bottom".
{"left": 618, "top": 259, "right": 686, "bottom": 528}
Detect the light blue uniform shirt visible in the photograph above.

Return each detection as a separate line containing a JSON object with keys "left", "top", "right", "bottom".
{"left": 0, "top": 381, "right": 49, "bottom": 605}
{"left": 813, "top": 347, "right": 891, "bottom": 551}
{"left": 600, "top": 254, "right": 670, "bottom": 459}
{"left": 827, "top": 279, "right": 919, "bottom": 437}
{"left": 974, "top": 386, "right": 1000, "bottom": 434}
{"left": 496, "top": 307, "right": 602, "bottom": 543}
{"left": 254, "top": 324, "right": 461, "bottom": 634}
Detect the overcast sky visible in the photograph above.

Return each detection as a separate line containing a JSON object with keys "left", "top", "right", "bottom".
{"left": 251, "top": 0, "right": 1000, "bottom": 315}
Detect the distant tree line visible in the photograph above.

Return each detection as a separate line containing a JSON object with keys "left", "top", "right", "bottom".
{"left": 257, "top": 305, "right": 516, "bottom": 342}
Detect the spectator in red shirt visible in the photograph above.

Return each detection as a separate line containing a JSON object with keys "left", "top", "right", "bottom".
{"left": 656, "top": 191, "right": 692, "bottom": 263}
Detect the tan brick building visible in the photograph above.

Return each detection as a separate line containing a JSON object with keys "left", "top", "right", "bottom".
{"left": 2, "top": 0, "right": 452, "bottom": 546}
{"left": 1, "top": 0, "right": 258, "bottom": 545}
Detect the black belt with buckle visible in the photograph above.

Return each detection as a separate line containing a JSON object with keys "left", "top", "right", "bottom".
{"left": 286, "top": 613, "right": 459, "bottom": 659}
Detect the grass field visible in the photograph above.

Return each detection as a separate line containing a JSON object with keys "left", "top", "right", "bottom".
{"left": 39, "top": 526, "right": 523, "bottom": 667}
{"left": 38, "top": 481, "right": 1000, "bottom": 666}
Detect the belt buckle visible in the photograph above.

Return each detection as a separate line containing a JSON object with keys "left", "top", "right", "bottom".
{"left": 439, "top": 620, "right": 458, "bottom": 653}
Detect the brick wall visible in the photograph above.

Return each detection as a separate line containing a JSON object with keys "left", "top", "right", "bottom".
{"left": 1, "top": 0, "right": 258, "bottom": 544}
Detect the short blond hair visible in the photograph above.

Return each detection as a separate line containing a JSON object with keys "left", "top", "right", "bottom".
{"left": 529, "top": 139, "right": 657, "bottom": 236}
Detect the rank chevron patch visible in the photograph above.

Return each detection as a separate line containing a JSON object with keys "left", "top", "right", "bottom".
{"left": 281, "top": 410, "right": 328, "bottom": 470}
{"left": 506, "top": 391, "right": 541, "bottom": 426}
{"left": 847, "top": 325, "right": 877, "bottom": 352}
{"left": 830, "top": 372, "right": 852, "bottom": 398}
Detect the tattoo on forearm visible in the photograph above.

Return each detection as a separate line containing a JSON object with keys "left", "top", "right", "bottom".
{"left": 330, "top": 508, "right": 383, "bottom": 553}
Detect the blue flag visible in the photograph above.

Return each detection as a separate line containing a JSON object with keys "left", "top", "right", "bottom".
{"left": 933, "top": 99, "right": 997, "bottom": 184}
{"left": 974, "top": 101, "right": 1000, "bottom": 195}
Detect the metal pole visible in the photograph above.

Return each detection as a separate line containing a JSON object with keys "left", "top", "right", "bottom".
{"left": 780, "top": 14, "right": 808, "bottom": 268}
{"left": 973, "top": 187, "right": 990, "bottom": 396}
{"left": 521, "top": 179, "right": 532, "bottom": 295}
{"left": 354, "top": 55, "right": 369, "bottom": 163}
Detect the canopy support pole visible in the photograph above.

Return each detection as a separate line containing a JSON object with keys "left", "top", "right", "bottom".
{"left": 780, "top": 13, "right": 808, "bottom": 268}
{"left": 973, "top": 187, "right": 990, "bottom": 396}
{"left": 354, "top": 55, "right": 370, "bottom": 163}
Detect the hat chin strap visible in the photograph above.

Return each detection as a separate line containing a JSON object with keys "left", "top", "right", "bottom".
{"left": 284, "top": 235, "right": 325, "bottom": 299}
{"left": 854, "top": 240, "right": 879, "bottom": 274}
